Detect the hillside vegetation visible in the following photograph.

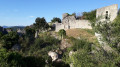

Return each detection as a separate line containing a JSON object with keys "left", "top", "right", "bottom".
{"left": 0, "top": 9, "right": 120, "bottom": 67}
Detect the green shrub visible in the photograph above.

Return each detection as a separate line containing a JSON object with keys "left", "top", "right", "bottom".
{"left": 58, "top": 29, "right": 66, "bottom": 40}
{"left": 27, "top": 35, "right": 60, "bottom": 60}
{"left": 0, "top": 48, "right": 46, "bottom": 67}
{"left": 1, "top": 32, "right": 19, "bottom": 49}
{"left": 67, "top": 37, "right": 91, "bottom": 52}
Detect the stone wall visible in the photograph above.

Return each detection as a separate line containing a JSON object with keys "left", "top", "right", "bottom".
{"left": 55, "top": 4, "right": 118, "bottom": 32}
{"left": 55, "top": 19, "right": 92, "bottom": 32}
{"left": 55, "top": 13, "right": 92, "bottom": 32}
{"left": 96, "top": 4, "right": 118, "bottom": 21}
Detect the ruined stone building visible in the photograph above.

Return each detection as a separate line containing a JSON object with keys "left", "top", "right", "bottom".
{"left": 55, "top": 4, "right": 118, "bottom": 32}
{"left": 55, "top": 13, "right": 92, "bottom": 32}
{"left": 96, "top": 4, "right": 118, "bottom": 21}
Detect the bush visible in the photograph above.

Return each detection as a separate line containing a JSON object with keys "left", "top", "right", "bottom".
{"left": 27, "top": 34, "right": 60, "bottom": 60}
{"left": 0, "top": 48, "right": 46, "bottom": 67}
{"left": 83, "top": 10, "right": 96, "bottom": 22}
{"left": 1, "top": 32, "right": 19, "bottom": 49}
{"left": 34, "top": 17, "right": 49, "bottom": 31}
{"left": 58, "top": 29, "right": 66, "bottom": 40}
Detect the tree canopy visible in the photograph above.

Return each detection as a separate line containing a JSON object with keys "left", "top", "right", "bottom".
{"left": 1, "top": 32, "right": 19, "bottom": 49}
{"left": 51, "top": 17, "right": 61, "bottom": 23}
{"left": 82, "top": 10, "right": 96, "bottom": 22}
{"left": 34, "top": 17, "right": 49, "bottom": 31}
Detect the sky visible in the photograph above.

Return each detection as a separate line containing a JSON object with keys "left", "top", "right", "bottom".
{"left": 0, "top": 0, "right": 119, "bottom": 26}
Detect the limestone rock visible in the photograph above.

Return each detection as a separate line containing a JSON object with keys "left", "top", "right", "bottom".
{"left": 48, "top": 51, "right": 58, "bottom": 61}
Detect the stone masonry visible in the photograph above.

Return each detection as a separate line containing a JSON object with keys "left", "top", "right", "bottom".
{"left": 55, "top": 14, "right": 92, "bottom": 32}
{"left": 96, "top": 4, "right": 118, "bottom": 21}
{"left": 55, "top": 4, "right": 118, "bottom": 32}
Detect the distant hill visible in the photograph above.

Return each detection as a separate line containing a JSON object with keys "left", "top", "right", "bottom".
{"left": 2, "top": 26, "right": 26, "bottom": 31}
{"left": 2, "top": 26, "right": 10, "bottom": 28}
{"left": 10, "top": 26, "right": 26, "bottom": 31}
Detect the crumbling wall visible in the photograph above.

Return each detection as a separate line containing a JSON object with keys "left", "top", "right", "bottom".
{"left": 55, "top": 13, "right": 92, "bottom": 32}
{"left": 74, "top": 20, "right": 92, "bottom": 29}
{"left": 96, "top": 4, "right": 118, "bottom": 21}
{"left": 55, "top": 20, "right": 92, "bottom": 32}
{"left": 55, "top": 23, "right": 65, "bottom": 32}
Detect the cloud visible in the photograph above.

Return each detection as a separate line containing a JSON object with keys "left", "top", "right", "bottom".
{"left": 29, "top": 16, "right": 34, "bottom": 18}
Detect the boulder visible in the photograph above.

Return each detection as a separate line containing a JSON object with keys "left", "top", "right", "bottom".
{"left": 48, "top": 51, "right": 58, "bottom": 61}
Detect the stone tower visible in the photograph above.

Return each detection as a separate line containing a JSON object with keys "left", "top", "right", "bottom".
{"left": 96, "top": 4, "right": 118, "bottom": 21}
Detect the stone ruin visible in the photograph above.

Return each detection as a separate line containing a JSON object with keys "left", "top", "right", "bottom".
{"left": 55, "top": 13, "right": 92, "bottom": 32}
{"left": 96, "top": 4, "right": 118, "bottom": 22}
{"left": 55, "top": 4, "right": 118, "bottom": 32}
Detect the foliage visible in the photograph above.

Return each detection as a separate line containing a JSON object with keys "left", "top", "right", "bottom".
{"left": 25, "top": 26, "right": 35, "bottom": 37}
{"left": 94, "top": 15, "right": 120, "bottom": 49}
{"left": 27, "top": 34, "right": 60, "bottom": 60}
{"left": 66, "top": 13, "right": 76, "bottom": 16}
{"left": 69, "top": 50, "right": 95, "bottom": 67}
{"left": 0, "top": 48, "right": 9, "bottom": 67}
{"left": 51, "top": 17, "right": 61, "bottom": 23}
{"left": 21, "top": 26, "right": 35, "bottom": 47}
{"left": 0, "top": 32, "right": 3, "bottom": 40}
{"left": 58, "top": 29, "right": 66, "bottom": 40}
{"left": 8, "top": 26, "right": 25, "bottom": 31}
{"left": 63, "top": 37, "right": 120, "bottom": 67}
{"left": 118, "top": 9, "right": 120, "bottom": 15}
{"left": 0, "top": 48, "right": 46, "bottom": 67}
{"left": 83, "top": 10, "right": 96, "bottom": 22}
{"left": 1, "top": 32, "right": 19, "bottom": 49}
{"left": 34, "top": 17, "right": 49, "bottom": 31}
{"left": 68, "top": 37, "right": 91, "bottom": 52}
{"left": 62, "top": 38, "right": 94, "bottom": 67}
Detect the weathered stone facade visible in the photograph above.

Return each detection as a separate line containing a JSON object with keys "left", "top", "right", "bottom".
{"left": 95, "top": 4, "right": 118, "bottom": 52}
{"left": 55, "top": 4, "right": 118, "bottom": 32}
{"left": 55, "top": 14, "right": 92, "bottom": 32}
{"left": 96, "top": 4, "right": 118, "bottom": 21}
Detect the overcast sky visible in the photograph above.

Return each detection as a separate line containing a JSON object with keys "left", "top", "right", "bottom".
{"left": 0, "top": 0, "right": 119, "bottom": 26}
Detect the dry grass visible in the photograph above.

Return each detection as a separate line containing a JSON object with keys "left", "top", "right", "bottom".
{"left": 66, "top": 28, "right": 99, "bottom": 45}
